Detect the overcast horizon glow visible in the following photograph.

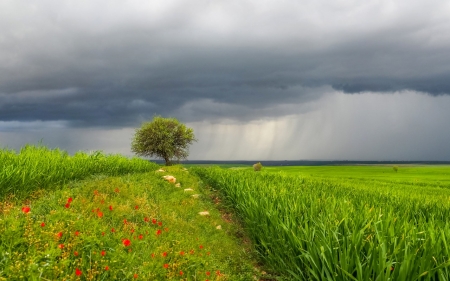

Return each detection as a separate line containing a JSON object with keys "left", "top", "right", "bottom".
{"left": 1, "top": 0, "right": 450, "bottom": 160}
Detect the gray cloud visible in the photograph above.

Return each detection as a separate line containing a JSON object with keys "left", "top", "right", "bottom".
{"left": 1, "top": 0, "right": 450, "bottom": 160}
{"left": 2, "top": 91, "right": 449, "bottom": 161}
{"left": 187, "top": 91, "right": 450, "bottom": 161}
{"left": 1, "top": 0, "right": 450, "bottom": 129}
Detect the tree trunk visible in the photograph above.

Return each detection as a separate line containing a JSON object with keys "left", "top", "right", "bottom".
{"left": 164, "top": 157, "right": 171, "bottom": 166}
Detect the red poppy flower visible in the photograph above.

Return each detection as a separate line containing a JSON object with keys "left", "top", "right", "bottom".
{"left": 164, "top": 228, "right": 169, "bottom": 232}
{"left": 67, "top": 197, "right": 73, "bottom": 203}
{"left": 162, "top": 252, "right": 167, "bottom": 257}
{"left": 109, "top": 205, "right": 113, "bottom": 211}
{"left": 111, "top": 228, "right": 115, "bottom": 232}
{"left": 158, "top": 221, "right": 162, "bottom": 226}
{"left": 130, "top": 229, "right": 135, "bottom": 233}
{"left": 75, "top": 268, "right": 82, "bottom": 276}
{"left": 156, "top": 229, "right": 161, "bottom": 236}
{"left": 123, "top": 219, "right": 128, "bottom": 224}
{"left": 133, "top": 273, "right": 138, "bottom": 279}
{"left": 105, "top": 266, "right": 109, "bottom": 271}
{"left": 41, "top": 222, "right": 45, "bottom": 227}
{"left": 199, "top": 245, "right": 203, "bottom": 249}
{"left": 101, "top": 250, "right": 106, "bottom": 256}
{"left": 122, "top": 239, "right": 131, "bottom": 247}
{"left": 22, "top": 206, "right": 31, "bottom": 214}
{"left": 65, "top": 203, "right": 71, "bottom": 208}
{"left": 216, "top": 270, "right": 221, "bottom": 276}
{"left": 74, "top": 251, "right": 79, "bottom": 256}
{"left": 57, "top": 232, "right": 63, "bottom": 239}
{"left": 190, "top": 249, "right": 195, "bottom": 255}
{"left": 151, "top": 253, "right": 155, "bottom": 258}
{"left": 180, "top": 251, "right": 185, "bottom": 256}
{"left": 114, "top": 188, "right": 119, "bottom": 193}
{"left": 58, "top": 244, "right": 64, "bottom": 249}
{"left": 206, "top": 271, "right": 211, "bottom": 276}
{"left": 135, "top": 205, "right": 139, "bottom": 210}
{"left": 163, "top": 264, "right": 169, "bottom": 269}
{"left": 144, "top": 217, "right": 149, "bottom": 222}
{"left": 97, "top": 211, "right": 103, "bottom": 218}
{"left": 180, "top": 271, "right": 183, "bottom": 275}
{"left": 152, "top": 219, "right": 157, "bottom": 224}
{"left": 94, "top": 190, "right": 99, "bottom": 195}
{"left": 138, "top": 234, "right": 143, "bottom": 240}
{"left": 102, "top": 232, "right": 105, "bottom": 236}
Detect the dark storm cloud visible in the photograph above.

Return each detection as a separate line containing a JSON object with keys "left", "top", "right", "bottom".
{"left": 1, "top": 0, "right": 450, "bottom": 127}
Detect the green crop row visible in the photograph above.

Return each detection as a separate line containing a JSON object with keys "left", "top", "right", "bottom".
{"left": 192, "top": 167, "right": 450, "bottom": 281}
{"left": 0, "top": 145, "right": 158, "bottom": 199}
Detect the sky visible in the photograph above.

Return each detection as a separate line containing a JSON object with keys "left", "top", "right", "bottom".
{"left": 1, "top": 0, "right": 450, "bottom": 160}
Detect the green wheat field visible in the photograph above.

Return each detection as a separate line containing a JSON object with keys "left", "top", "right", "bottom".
{"left": 1, "top": 145, "right": 450, "bottom": 280}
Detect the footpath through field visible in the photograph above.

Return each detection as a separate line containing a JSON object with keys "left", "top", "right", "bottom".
{"left": 0, "top": 166, "right": 269, "bottom": 280}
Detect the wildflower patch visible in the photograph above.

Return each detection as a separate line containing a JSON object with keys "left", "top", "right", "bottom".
{"left": 0, "top": 166, "right": 261, "bottom": 280}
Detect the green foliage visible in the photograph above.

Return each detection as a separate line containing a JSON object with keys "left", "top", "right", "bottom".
{"left": 393, "top": 165, "right": 399, "bottom": 172}
{"left": 131, "top": 116, "right": 196, "bottom": 166}
{"left": 0, "top": 144, "right": 158, "bottom": 200}
{"left": 253, "top": 162, "right": 262, "bottom": 171}
{"left": 0, "top": 167, "right": 258, "bottom": 280}
{"left": 192, "top": 166, "right": 450, "bottom": 280}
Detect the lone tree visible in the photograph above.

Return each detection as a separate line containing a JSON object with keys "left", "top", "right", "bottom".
{"left": 131, "top": 116, "right": 196, "bottom": 166}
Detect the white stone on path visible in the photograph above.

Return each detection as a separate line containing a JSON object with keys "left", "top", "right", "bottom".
{"left": 162, "top": 175, "right": 176, "bottom": 183}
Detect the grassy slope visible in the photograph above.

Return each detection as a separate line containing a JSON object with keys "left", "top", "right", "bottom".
{"left": 0, "top": 145, "right": 158, "bottom": 200}
{"left": 0, "top": 166, "right": 264, "bottom": 280}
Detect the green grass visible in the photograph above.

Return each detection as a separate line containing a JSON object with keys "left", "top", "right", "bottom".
{"left": 0, "top": 145, "right": 158, "bottom": 200}
{"left": 264, "top": 165, "right": 450, "bottom": 186}
{"left": 0, "top": 166, "right": 261, "bottom": 280}
{"left": 4, "top": 145, "right": 450, "bottom": 280}
{"left": 228, "top": 165, "right": 450, "bottom": 190}
{"left": 0, "top": 145, "right": 266, "bottom": 280}
{"left": 191, "top": 166, "right": 450, "bottom": 280}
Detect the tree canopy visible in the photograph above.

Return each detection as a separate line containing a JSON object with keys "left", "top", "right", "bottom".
{"left": 131, "top": 116, "right": 196, "bottom": 166}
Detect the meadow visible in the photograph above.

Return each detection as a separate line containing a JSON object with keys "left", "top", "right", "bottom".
{"left": 264, "top": 165, "right": 450, "bottom": 188}
{"left": 2, "top": 145, "right": 450, "bottom": 280}
{"left": 0, "top": 146, "right": 262, "bottom": 280}
{"left": 191, "top": 165, "right": 450, "bottom": 280}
